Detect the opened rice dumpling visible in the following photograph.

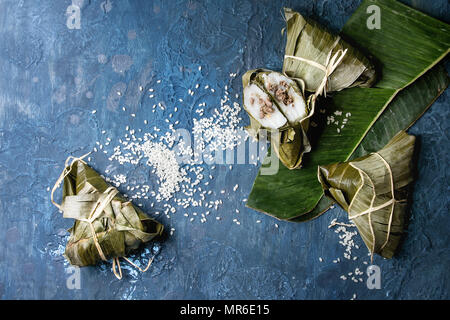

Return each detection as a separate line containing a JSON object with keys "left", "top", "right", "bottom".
{"left": 244, "top": 83, "right": 288, "bottom": 130}
{"left": 318, "top": 131, "right": 416, "bottom": 259}
{"left": 51, "top": 155, "right": 164, "bottom": 279}
{"left": 282, "top": 7, "right": 376, "bottom": 95}
{"left": 243, "top": 68, "right": 314, "bottom": 169}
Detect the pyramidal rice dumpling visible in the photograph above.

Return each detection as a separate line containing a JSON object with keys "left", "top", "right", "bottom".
{"left": 243, "top": 69, "right": 313, "bottom": 169}
{"left": 282, "top": 7, "right": 376, "bottom": 94}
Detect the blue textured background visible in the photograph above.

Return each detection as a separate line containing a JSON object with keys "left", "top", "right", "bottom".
{"left": 0, "top": 0, "right": 448, "bottom": 300}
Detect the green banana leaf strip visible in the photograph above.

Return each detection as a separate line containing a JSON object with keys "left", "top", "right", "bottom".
{"left": 247, "top": 0, "right": 449, "bottom": 221}
{"left": 61, "top": 160, "right": 164, "bottom": 267}
{"left": 318, "top": 131, "right": 416, "bottom": 259}
{"left": 350, "top": 64, "right": 450, "bottom": 159}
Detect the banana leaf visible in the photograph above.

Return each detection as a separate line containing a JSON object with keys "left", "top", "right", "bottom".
{"left": 282, "top": 7, "right": 376, "bottom": 93}
{"left": 246, "top": 0, "right": 450, "bottom": 221}
{"left": 318, "top": 131, "right": 415, "bottom": 259}
{"left": 58, "top": 159, "right": 163, "bottom": 267}
{"left": 243, "top": 69, "right": 314, "bottom": 169}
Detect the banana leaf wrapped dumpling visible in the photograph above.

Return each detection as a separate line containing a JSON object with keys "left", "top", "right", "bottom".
{"left": 282, "top": 7, "right": 376, "bottom": 95}
{"left": 318, "top": 131, "right": 416, "bottom": 259}
{"left": 243, "top": 69, "right": 314, "bottom": 169}
{"left": 51, "top": 156, "right": 164, "bottom": 278}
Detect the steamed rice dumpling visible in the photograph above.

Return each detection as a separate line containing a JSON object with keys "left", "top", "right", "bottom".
{"left": 282, "top": 7, "right": 376, "bottom": 94}
{"left": 51, "top": 156, "right": 164, "bottom": 273}
{"left": 261, "top": 72, "right": 308, "bottom": 125}
{"left": 317, "top": 131, "right": 416, "bottom": 259}
{"left": 243, "top": 69, "right": 313, "bottom": 169}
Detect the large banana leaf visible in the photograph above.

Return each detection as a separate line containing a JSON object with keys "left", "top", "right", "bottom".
{"left": 246, "top": 0, "right": 449, "bottom": 221}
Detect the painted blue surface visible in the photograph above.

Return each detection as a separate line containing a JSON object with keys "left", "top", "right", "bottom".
{"left": 0, "top": 0, "right": 448, "bottom": 300}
